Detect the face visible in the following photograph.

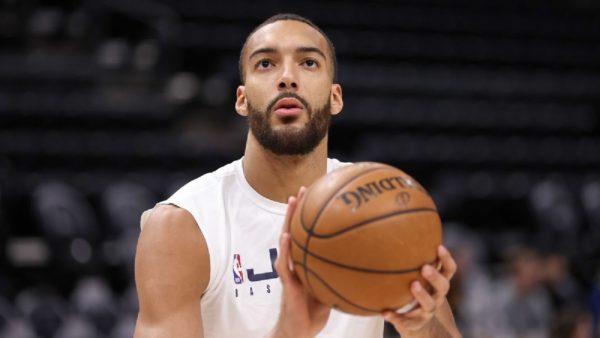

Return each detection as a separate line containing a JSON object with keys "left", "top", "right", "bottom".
{"left": 235, "top": 20, "right": 343, "bottom": 155}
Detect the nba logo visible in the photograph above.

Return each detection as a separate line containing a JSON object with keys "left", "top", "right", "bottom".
{"left": 232, "top": 254, "right": 244, "bottom": 284}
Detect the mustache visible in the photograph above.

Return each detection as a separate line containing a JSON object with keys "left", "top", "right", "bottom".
{"left": 266, "top": 92, "right": 311, "bottom": 117}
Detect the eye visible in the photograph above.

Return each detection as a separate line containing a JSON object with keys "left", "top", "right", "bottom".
{"left": 303, "top": 59, "right": 318, "bottom": 68}
{"left": 256, "top": 59, "right": 273, "bottom": 70}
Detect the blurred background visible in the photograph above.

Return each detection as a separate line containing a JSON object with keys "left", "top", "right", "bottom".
{"left": 0, "top": 0, "right": 599, "bottom": 337}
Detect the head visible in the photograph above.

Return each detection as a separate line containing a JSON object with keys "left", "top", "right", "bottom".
{"left": 235, "top": 13, "right": 343, "bottom": 156}
{"left": 508, "top": 246, "right": 544, "bottom": 294}
{"left": 239, "top": 14, "right": 338, "bottom": 84}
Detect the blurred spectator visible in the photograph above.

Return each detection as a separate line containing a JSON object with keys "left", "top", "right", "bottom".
{"left": 541, "top": 252, "right": 584, "bottom": 311}
{"left": 492, "top": 245, "right": 553, "bottom": 338}
{"left": 444, "top": 223, "right": 498, "bottom": 337}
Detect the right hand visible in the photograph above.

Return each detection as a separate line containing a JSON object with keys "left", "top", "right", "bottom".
{"left": 269, "top": 187, "right": 331, "bottom": 338}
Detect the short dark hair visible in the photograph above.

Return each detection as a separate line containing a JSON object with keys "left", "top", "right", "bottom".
{"left": 238, "top": 13, "right": 337, "bottom": 84}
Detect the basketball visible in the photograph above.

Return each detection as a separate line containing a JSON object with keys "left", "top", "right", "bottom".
{"left": 289, "top": 162, "right": 442, "bottom": 316}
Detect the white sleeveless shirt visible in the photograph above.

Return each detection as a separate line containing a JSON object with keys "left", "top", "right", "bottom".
{"left": 160, "top": 158, "right": 384, "bottom": 338}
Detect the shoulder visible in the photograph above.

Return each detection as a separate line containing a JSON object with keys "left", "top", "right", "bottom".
{"left": 136, "top": 204, "right": 209, "bottom": 290}
{"left": 138, "top": 204, "right": 206, "bottom": 254}
{"left": 142, "top": 204, "right": 198, "bottom": 230}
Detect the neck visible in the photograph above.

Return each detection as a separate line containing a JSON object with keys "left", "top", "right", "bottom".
{"left": 242, "top": 132, "right": 328, "bottom": 203}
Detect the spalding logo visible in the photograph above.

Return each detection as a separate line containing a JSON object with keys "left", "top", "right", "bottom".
{"left": 337, "top": 175, "right": 424, "bottom": 212}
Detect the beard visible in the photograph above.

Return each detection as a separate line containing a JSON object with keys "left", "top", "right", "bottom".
{"left": 247, "top": 92, "right": 331, "bottom": 156}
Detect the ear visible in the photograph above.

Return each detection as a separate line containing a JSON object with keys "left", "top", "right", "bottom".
{"left": 235, "top": 85, "right": 248, "bottom": 116}
{"left": 330, "top": 84, "right": 343, "bottom": 115}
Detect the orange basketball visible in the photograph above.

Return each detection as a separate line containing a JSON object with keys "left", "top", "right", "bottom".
{"left": 290, "top": 162, "right": 442, "bottom": 316}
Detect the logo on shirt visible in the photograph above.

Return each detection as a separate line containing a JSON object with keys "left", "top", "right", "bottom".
{"left": 233, "top": 249, "right": 279, "bottom": 297}
{"left": 233, "top": 254, "right": 244, "bottom": 284}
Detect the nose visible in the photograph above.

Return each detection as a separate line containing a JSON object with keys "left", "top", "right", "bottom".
{"left": 278, "top": 62, "right": 298, "bottom": 90}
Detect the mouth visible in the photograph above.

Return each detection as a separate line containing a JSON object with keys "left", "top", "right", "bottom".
{"left": 272, "top": 97, "right": 305, "bottom": 118}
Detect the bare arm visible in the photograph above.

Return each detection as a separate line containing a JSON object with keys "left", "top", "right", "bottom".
{"left": 134, "top": 205, "right": 209, "bottom": 338}
{"left": 435, "top": 298, "right": 461, "bottom": 338}
{"left": 407, "top": 298, "right": 461, "bottom": 338}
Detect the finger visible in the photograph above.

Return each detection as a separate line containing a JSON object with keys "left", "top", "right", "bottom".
{"left": 278, "top": 188, "right": 307, "bottom": 283}
{"left": 411, "top": 280, "right": 436, "bottom": 313}
{"left": 281, "top": 186, "right": 306, "bottom": 235}
{"left": 382, "top": 311, "right": 405, "bottom": 327}
{"left": 425, "top": 263, "right": 451, "bottom": 300}
{"left": 282, "top": 195, "right": 298, "bottom": 234}
{"left": 438, "top": 245, "right": 457, "bottom": 280}
{"left": 297, "top": 186, "right": 307, "bottom": 200}
{"left": 382, "top": 308, "right": 428, "bottom": 329}
{"left": 275, "top": 232, "right": 293, "bottom": 283}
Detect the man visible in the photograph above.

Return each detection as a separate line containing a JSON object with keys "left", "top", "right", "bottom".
{"left": 134, "top": 13, "right": 461, "bottom": 338}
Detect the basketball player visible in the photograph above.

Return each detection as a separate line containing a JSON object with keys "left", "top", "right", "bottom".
{"left": 134, "top": 13, "right": 461, "bottom": 338}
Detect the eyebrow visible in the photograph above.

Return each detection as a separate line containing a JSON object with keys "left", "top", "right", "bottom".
{"left": 248, "top": 46, "right": 327, "bottom": 60}
{"left": 297, "top": 46, "right": 327, "bottom": 60}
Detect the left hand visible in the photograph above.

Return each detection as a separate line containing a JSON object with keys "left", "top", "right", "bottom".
{"left": 382, "top": 245, "right": 458, "bottom": 337}
{"left": 269, "top": 186, "right": 331, "bottom": 338}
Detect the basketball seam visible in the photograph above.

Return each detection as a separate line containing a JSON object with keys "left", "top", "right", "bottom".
{"left": 310, "top": 207, "right": 438, "bottom": 238}
{"left": 291, "top": 235, "right": 438, "bottom": 274}
{"left": 292, "top": 260, "right": 380, "bottom": 314}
